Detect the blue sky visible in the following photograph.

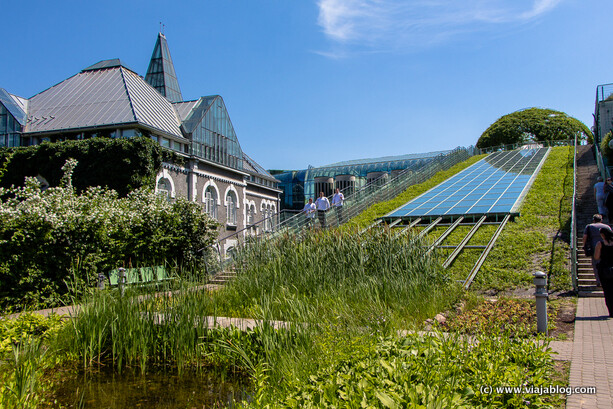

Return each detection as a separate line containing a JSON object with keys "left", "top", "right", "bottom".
{"left": 2, "top": 0, "right": 611, "bottom": 170}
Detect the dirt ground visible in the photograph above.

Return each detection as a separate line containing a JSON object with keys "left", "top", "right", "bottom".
{"left": 549, "top": 297, "right": 576, "bottom": 340}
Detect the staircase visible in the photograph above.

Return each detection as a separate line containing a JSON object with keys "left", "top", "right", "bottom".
{"left": 208, "top": 270, "right": 238, "bottom": 286}
{"left": 575, "top": 144, "right": 604, "bottom": 297}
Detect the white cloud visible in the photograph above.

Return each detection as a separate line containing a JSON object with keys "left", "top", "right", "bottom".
{"left": 316, "top": 0, "right": 563, "bottom": 55}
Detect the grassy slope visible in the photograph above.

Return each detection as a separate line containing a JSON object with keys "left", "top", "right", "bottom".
{"left": 463, "top": 146, "right": 573, "bottom": 292}
{"left": 345, "top": 147, "right": 573, "bottom": 293}
{"left": 344, "top": 154, "right": 487, "bottom": 230}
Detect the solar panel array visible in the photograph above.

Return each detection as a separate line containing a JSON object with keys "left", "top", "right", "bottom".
{"left": 384, "top": 147, "right": 549, "bottom": 219}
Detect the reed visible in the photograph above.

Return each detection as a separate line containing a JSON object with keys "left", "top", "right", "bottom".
{"left": 0, "top": 336, "right": 46, "bottom": 408}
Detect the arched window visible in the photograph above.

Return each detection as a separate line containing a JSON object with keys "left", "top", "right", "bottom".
{"left": 247, "top": 204, "right": 255, "bottom": 225}
{"left": 157, "top": 178, "right": 172, "bottom": 199}
{"left": 264, "top": 204, "right": 273, "bottom": 232}
{"left": 204, "top": 186, "right": 218, "bottom": 219}
{"left": 226, "top": 191, "right": 237, "bottom": 225}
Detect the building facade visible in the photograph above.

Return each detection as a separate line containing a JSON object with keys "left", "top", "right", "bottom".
{"left": 0, "top": 33, "right": 281, "bottom": 255}
{"left": 275, "top": 150, "right": 451, "bottom": 210}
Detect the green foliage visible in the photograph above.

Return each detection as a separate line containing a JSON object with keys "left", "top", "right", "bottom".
{"left": 0, "top": 161, "right": 219, "bottom": 310}
{"left": 0, "top": 136, "right": 180, "bottom": 196}
{"left": 0, "top": 313, "right": 65, "bottom": 357}
{"left": 268, "top": 333, "right": 561, "bottom": 408}
{"left": 442, "top": 298, "right": 556, "bottom": 336}
{"left": 600, "top": 131, "right": 613, "bottom": 161}
{"left": 0, "top": 337, "right": 48, "bottom": 409}
{"left": 2, "top": 226, "right": 563, "bottom": 407}
{"left": 476, "top": 108, "right": 593, "bottom": 149}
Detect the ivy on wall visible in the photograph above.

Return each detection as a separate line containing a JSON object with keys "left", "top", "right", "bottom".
{"left": 0, "top": 137, "right": 183, "bottom": 196}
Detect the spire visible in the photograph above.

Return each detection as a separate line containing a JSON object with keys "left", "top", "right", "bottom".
{"left": 145, "top": 33, "right": 183, "bottom": 103}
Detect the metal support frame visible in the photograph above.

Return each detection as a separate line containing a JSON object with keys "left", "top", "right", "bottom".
{"left": 360, "top": 219, "right": 382, "bottom": 235}
{"left": 387, "top": 218, "right": 403, "bottom": 229}
{"left": 426, "top": 216, "right": 464, "bottom": 254}
{"left": 394, "top": 217, "right": 422, "bottom": 238}
{"left": 416, "top": 217, "right": 442, "bottom": 240}
{"left": 442, "top": 215, "right": 487, "bottom": 269}
{"left": 438, "top": 245, "right": 487, "bottom": 249}
{"left": 462, "top": 214, "right": 511, "bottom": 290}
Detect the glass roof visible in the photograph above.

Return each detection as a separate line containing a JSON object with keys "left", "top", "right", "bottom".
{"left": 0, "top": 88, "right": 27, "bottom": 125}
{"left": 145, "top": 33, "right": 183, "bottom": 103}
{"left": 322, "top": 149, "right": 452, "bottom": 168}
{"left": 384, "top": 147, "right": 549, "bottom": 219}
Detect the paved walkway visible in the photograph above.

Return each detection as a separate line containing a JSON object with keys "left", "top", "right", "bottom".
{"left": 565, "top": 297, "right": 613, "bottom": 408}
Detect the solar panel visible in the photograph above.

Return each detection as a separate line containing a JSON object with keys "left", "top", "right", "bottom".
{"left": 383, "top": 147, "right": 549, "bottom": 220}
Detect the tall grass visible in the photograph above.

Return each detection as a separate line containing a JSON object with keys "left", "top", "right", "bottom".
{"left": 226, "top": 228, "right": 454, "bottom": 328}
{"left": 55, "top": 228, "right": 457, "bottom": 390}
{"left": 0, "top": 337, "right": 47, "bottom": 408}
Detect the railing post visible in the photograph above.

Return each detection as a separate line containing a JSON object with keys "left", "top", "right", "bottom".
{"left": 533, "top": 271, "right": 548, "bottom": 335}
{"left": 97, "top": 272, "right": 105, "bottom": 290}
{"left": 118, "top": 267, "right": 126, "bottom": 297}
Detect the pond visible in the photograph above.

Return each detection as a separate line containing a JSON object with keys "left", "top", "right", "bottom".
{"left": 50, "top": 366, "right": 250, "bottom": 408}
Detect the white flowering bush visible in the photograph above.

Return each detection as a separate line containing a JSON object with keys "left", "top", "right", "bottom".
{"left": 0, "top": 159, "right": 219, "bottom": 309}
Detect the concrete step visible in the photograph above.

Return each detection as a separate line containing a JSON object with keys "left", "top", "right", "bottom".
{"left": 208, "top": 271, "right": 238, "bottom": 285}
{"left": 577, "top": 279, "right": 600, "bottom": 287}
{"left": 578, "top": 290, "right": 605, "bottom": 297}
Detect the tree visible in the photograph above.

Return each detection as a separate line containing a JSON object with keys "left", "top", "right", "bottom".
{"left": 476, "top": 108, "right": 593, "bottom": 149}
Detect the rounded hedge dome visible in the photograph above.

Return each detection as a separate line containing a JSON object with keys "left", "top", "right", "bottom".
{"left": 476, "top": 108, "right": 593, "bottom": 149}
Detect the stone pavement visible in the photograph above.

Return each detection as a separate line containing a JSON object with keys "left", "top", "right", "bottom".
{"left": 565, "top": 297, "right": 613, "bottom": 409}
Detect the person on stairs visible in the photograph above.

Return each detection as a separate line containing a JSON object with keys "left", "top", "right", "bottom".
{"left": 583, "top": 214, "right": 611, "bottom": 287}
{"left": 604, "top": 178, "right": 613, "bottom": 219}
{"left": 594, "top": 176, "right": 607, "bottom": 217}
{"left": 594, "top": 227, "right": 613, "bottom": 317}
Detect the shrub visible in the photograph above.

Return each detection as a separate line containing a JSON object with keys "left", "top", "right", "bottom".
{"left": 477, "top": 108, "right": 592, "bottom": 149}
{"left": 0, "top": 159, "right": 219, "bottom": 310}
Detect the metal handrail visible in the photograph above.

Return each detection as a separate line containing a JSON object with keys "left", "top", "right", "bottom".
{"left": 594, "top": 139, "right": 609, "bottom": 180}
{"left": 570, "top": 135, "right": 578, "bottom": 292}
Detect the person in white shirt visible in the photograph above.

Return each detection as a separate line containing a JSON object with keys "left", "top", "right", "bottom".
{"left": 332, "top": 188, "right": 344, "bottom": 224}
{"left": 314, "top": 191, "right": 330, "bottom": 229}
{"left": 302, "top": 198, "right": 316, "bottom": 229}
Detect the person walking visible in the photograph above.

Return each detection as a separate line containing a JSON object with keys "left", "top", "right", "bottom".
{"left": 332, "top": 188, "right": 344, "bottom": 224}
{"left": 584, "top": 214, "right": 612, "bottom": 287}
{"left": 605, "top": 178, "right": 613, "bottom": 219}
{"left": 594, "top": 227, "right": 613, "bottom": 317}
{"left": 314, "top": 191, "right": 330, "bottom": 229}
{"left": 594, "top": 176, "right": 607, "bottom": 217}
{"left": 302, "top": 198, "right": 316, "bottom": 229}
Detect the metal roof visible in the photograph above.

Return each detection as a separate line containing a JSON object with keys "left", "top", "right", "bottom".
{"left": 25, "top": 64, "right": 184, "bottom": 138}
{"left": 82, "top": 58, "right": 137, "bottom": 74}
{"left": 243, "top": 152, "right": 278, "bottom": 181}
{"left": 173, "top": 100, "right": 199, "bottom": 122}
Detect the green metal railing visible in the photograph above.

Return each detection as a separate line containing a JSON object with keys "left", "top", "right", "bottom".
{"left": 570, "top": 136, "right": 578, "bottom": 292}
{"left": 268, "top": 147, "right": 473, "bottom": 234}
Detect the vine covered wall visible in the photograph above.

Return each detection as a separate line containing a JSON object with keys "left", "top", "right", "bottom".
{"left": 0, "top": 137, "right": 180, "bottom": 196}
